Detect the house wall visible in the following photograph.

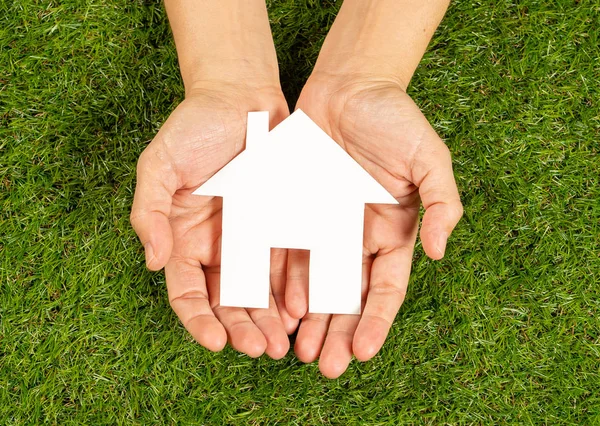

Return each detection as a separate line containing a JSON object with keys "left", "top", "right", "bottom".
{"left": 219, "top": 194, "right": 366, "bottom": 314}
{"left": 218, "top": 197, "right": 271, "bottom": 309}
{"left": 306, "top": 203, "right": 365, "bottom": 315}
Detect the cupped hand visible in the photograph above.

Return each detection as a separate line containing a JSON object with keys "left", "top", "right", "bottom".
{"left": 289, "top": 75, "right": 463, "bottom": 377}
{"left": 131, "top": 82, "right": 298, "bottom": 359}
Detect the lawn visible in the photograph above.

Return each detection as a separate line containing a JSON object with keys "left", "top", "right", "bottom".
{"left": 1, "top": 0, "right": 599, "bottom": 423}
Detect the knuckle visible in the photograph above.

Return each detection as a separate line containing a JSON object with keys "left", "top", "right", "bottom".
{"left": 129, "top": 208, "right": 142, "bottom": 229}
{"left": 449, "top": 199, "right": 464, "bottom": 222}
{"left": 169, "top": 290, "right": 208, "bottom": 309}
{"left": 129, "top": 210, "right": 137, "bottom": 228}
{"left": 455, "top": 201, "right": 465, "bottom": 219}
{"left": 129, "top": 207, "right": 148, "bottom": 231}
{"left": 362, "top": 313, "right": 393, "bottom": 330}
{"left": 196, "top": 235, "right": 220, "bottom": 261}
{"left": 136, "top": 148, "right": 152, "bottom": 174}
{"left": 370, "top": 281, "right": 407, "bottom": 300}
{"left": 437, "top": 141, "right": 452, "bottom": 160}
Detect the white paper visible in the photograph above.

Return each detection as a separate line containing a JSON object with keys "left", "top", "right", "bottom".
{"left": 193, "top": 110, "right": 397, "bottom": 314}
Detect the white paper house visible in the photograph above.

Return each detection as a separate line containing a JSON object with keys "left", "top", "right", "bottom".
{"left": 193, "top": 110, "right": 397, "bottom": 314}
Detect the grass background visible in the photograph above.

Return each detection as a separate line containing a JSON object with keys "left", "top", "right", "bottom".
{"left": 1, "top": 0, "right": 599, "bottom": 423}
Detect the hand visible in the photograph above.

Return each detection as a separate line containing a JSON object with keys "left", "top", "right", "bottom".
{"left": 289, "top": 75, "right": 463, "bottom": 377}
{"left": 131, "top": 82, "right": 298, "bottom": 359}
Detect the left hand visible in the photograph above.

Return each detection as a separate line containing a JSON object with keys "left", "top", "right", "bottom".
{"left": 287, "top": 74, "right": 463, "bottom": 378}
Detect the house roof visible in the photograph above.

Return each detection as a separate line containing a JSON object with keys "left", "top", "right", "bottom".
{"left": 193, "top": 109, "right": 397, "bottom": 205}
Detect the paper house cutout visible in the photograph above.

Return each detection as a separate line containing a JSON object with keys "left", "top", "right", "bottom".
{"left": 193, "top": 110, "right": 397, "bottom": 314}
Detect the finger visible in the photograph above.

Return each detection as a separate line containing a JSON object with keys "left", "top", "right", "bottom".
{"left": 207, "top": 270, "right": 267, "bottom": 358}
{"left": 247, "top": 292, "right": 290, "bottom": 360}
{"left": 353, "top": 247, "right": 413, "bottom": 362}
{"left": 317, "top": 255, "right": 372, "bottom": 378}
{"left": 165, "top": 257, "right": 227, "bottom": 352}
{"left": 318, "top": 314, "right": 360, "bottom": 379}
{"left": 285, "top": 249, "right": 310, "bottom": 319}
{"left": 294, "top": 313, "right": 331, "bottom": 364}
{"left": 270, "top": 249, "right": 299, "bottom": 334}
{"left": 411, "top": 138, "right": 463, "bottom": 259}
{"left": 130, "top": 143, "right": 177, "bottom": 270}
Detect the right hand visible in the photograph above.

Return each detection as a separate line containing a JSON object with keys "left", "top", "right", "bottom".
{"left": 289, "top": 75, "right": 464, "bottom": 377}
{"left": 130, "top": 82, "right": 297, "bottom": 359}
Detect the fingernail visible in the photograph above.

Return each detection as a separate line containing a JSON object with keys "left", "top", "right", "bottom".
{"left": 145, "top": 243, "right": 154, "bottom": 267}
{"left": 436, "top": 232, "right": 448, "bottom": 258}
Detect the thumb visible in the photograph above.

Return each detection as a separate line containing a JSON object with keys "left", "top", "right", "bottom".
{"left": 412, "top": 136, "right": 463, "bottom": 260}
{"left": 130, "top": 144, "right": 176, "bottom": 270}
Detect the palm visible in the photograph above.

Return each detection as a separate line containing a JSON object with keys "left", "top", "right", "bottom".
{"left": 335, "top": 84, "right": 428, "bottom": 258}
{"left": 132, "top": 85, "right": 294, "bottom": 358}
{"left": 291, "top": 80, "right": 462, "bottom": 377}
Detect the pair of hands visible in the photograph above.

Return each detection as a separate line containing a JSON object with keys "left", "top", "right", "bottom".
{"left": 130, "top": 73, "right": 463, "bottom": 378}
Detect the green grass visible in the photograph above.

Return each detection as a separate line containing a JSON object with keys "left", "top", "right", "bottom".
{"left": 1, "top": 0, "right": 599, "bottom": 423}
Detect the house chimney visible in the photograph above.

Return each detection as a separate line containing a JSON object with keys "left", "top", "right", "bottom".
{"left": 246, "top": 111, "right": 269, "bottom": 150}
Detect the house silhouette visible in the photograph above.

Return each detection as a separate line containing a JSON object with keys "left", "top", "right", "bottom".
{"left": 193, "top": 110, "right": 397, "bottom": 314}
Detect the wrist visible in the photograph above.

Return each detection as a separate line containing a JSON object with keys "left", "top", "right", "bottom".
{"left": 309, "top": 0, "right": 450, "bottom": 92}
{"left": 183, "top": 59, "right": 281, "bottom": 97}
{"left": 307, "top": 67, "right": 409, "bottom": 95}
{"left": 185, "top": 78, "right": 284, "bottom": 103}
{"left": 164, "top": 0, "right": 281, "bottom": 95}
{"left": 297, "top": 70, "right": 405, "bottom": 139}
{"left": 309, "top": 47, "right": 412, "bottom": 95}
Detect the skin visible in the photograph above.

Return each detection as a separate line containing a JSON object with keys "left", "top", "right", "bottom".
{"left": 130, "top": 0, "right": 296, "bottom": 359}
{"left": 131, "top": 0, "right": 463, "bottom": 377}
{"left": 292, "top": 78, "right": 462, "bottom": 377}
{"left": 286, "top": 0, "right": 464, "bottom": 378}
